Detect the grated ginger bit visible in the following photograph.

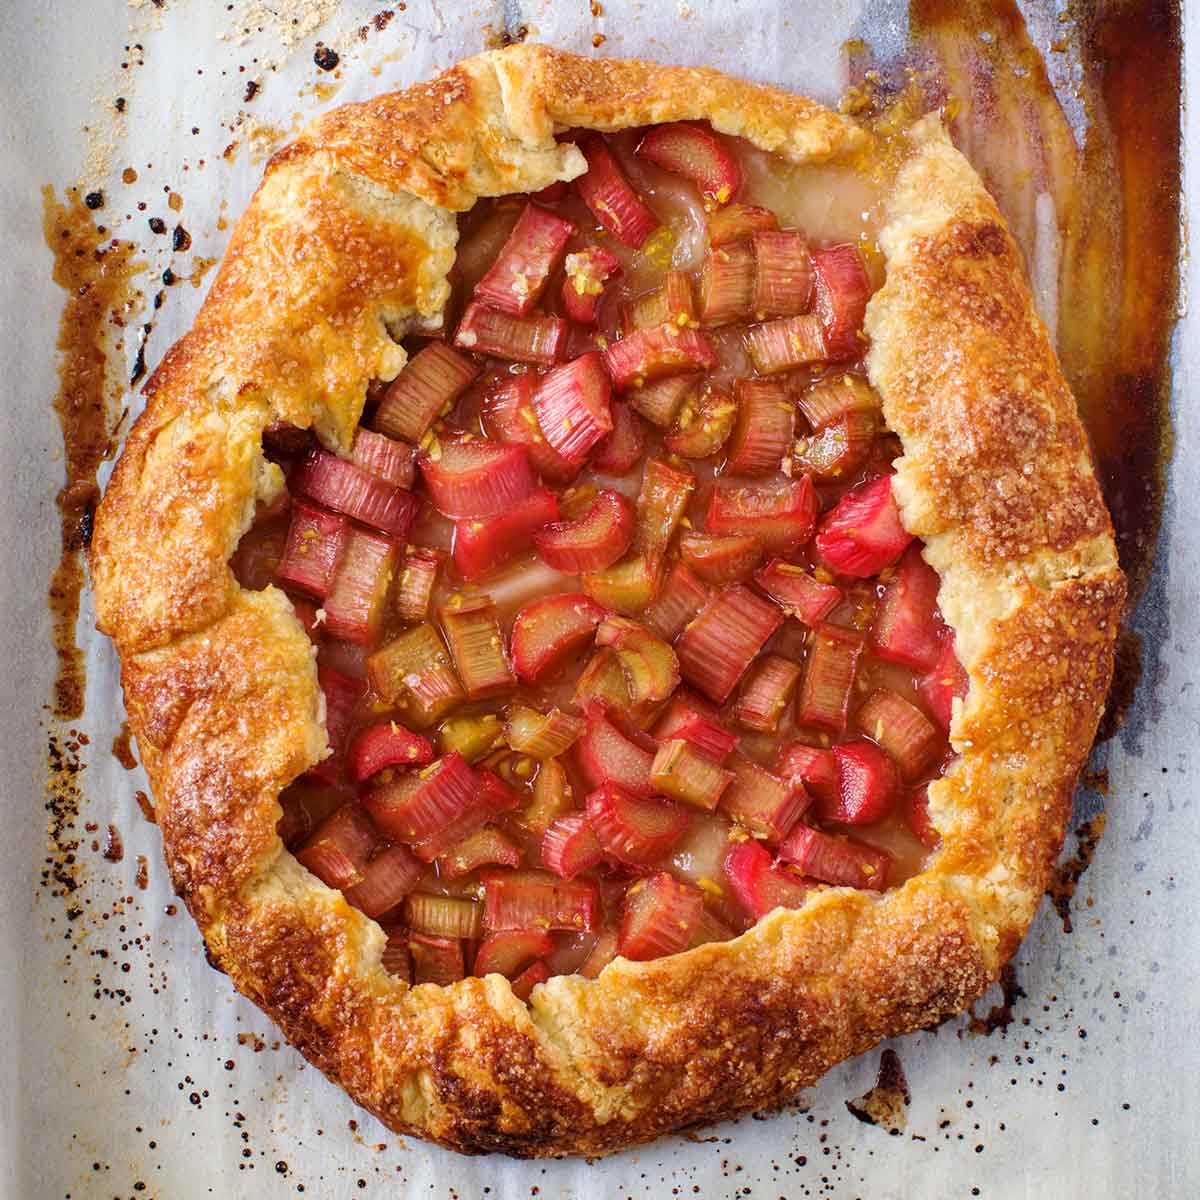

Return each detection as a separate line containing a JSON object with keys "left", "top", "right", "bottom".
{"left": 698, "top": 877, "right": 724, "bottom": 897}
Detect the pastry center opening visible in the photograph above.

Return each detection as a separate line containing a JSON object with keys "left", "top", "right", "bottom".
{"left": 231, "top": 122, "right": 966, "bottom": 994}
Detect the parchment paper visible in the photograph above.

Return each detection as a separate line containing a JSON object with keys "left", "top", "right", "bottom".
{"left": 2, "top": 1, "right": 1196, "bottom": 1196}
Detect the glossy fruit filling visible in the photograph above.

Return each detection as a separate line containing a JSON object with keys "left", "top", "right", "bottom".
{"left": 234, "top": 122, "right": 968, "bottom": 994}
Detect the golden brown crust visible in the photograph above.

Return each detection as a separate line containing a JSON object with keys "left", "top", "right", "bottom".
{"left": 89, "top": 51, "right": 1122, "bottom": 1156}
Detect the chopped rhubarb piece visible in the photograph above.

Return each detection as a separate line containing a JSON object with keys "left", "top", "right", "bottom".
{"left": 473, "top": 202, "right": 575, "bottom": 315}
{"left": 602, "top": 324, "right": 718, "bottom": 391}
{"left": 680, "top": 532, "right": 764, "bottom": 586}
{"left": 654, "top": 693, "right": 740, "bottom": 762}
{"left": 348, "top": 720, "right": 434, "bottom": 783}
{"left": 754, "top": 559, "right": 842, "bottom": 626}
{"left": 572, "top": 647, "right": 633, "bottom": 713}
{"left": 295, "top": 804, "right": 378, "bottom": 890}
{"left": 699, "top": 240, "right": 755, "bottom": 327}
{"left": 592, "top": 401, "right": 646, "bottom": 475}
{"left": 619, "top": 872, "right": 705, "bottom": 962}
{"left": 380, "top": 928, "right": 412, "bottom": 981}
{"left": 344, "top": 844, "right": 423, "bottom": 919}
{"left": 776, "top": 742, "right": 839, "bottom": 806}
{"left": 542, "top": 813, "right": 604, "bottom": 880}
{"left": 275, "top": 500, "right": 348, "bottom": 598}
{"left": 724, "top": 841, "right": 813, "bottom": 919}
{"left": 511, "top": 592, "right": 606, "bottom": 684}
{"left": 811, "top": 243, "right": 872, "bottom": 360}
{"left": 719, "top": 755, "right": 807, "bottom": 842}
{"left": 291, "top": 596, "right": 324, "bottom": 641}
{"left": 677, "top": 584, "right": 784, "bottom": 704}
{"left": 562, "top": 244, "right": 622, "bottom": 325}
{"left": 689, "top": 907, "right": 738, "bottom": 948}
{"left": 394, "top": 547, "right": 439, "bottom": 623}
{"left": 535, "top": 487, "right": 633, "bottom": 574}
{"left": 870, "top": 545, "right": 943, "bottom": 671}
{"left": 406, "top": 893, "right": 483, "bottom": 940}
{"left": 532, "top": 352, "right": 614, "bottom": 464}
{"left": 574, "top": 134, "right": 659, "bottom": 248}
{"left": 510, "top": 959, "right": 551, "bottom": 1000}
{"left": 796, "top": 373, "right": 880, "bottom": 429}
{"left": 666, "top": 813, "right": 740, "bottom": 911}
{"left": 744, "top": 313, "right": 827, "bottom": 374}
{"left": 322, "top": 528, "right": 400, "bottom": 646}
{"left": 582, "top": 554, "right": 661, "bottom": 615}
{"left": 575, "top": 708, "right": 656, "bottom": 796}
{"left": 440, "top": 595, "right": 515, "bottom": 700}
{"left": 597, "top": 618, "right": 680, "bottom": 706}
{"left": 808, "top": 739, "right": 899, "bottom": 825}
{"left": 419, "top": 439, "right": 535, "bottom": 519}
{"left": 483, "top": 374, "right": 578, "bottom": 485}
{"left": 483, "top": 869, "right": 599, "bottom": 932}
{"left": 905, "top": 785, "right": 941, "bottom": 849}
{"left": 636, "top": 121, "right": 742, "bottom": 205}
{"left": 856, "top": 689, "right": 943, "bottom": 781}
{"left": 474, "top": 928, "right": 555, "bottom": 978}
{"left": 375, "top": 342, "right": 480, "bottom": 443}
{"left": 505, "top": 703, "right": 585, "bottom": 759}
{"left": 651, "top": 739, "right": 733, "bottom": 811}
{"left": 727, "top": 378, "right": 796, "bottom": 476}
{"left": 409, "top": 933, "right": 466, "bottom": 985}
{"left": 585, "top": 783, "right": 691, "bottom": 866}
{"left": 308, "top": 666, "right": 363, "bottom": 784}
{"left": 628, "top": 373, "right": 698, "bottom": 429}
{"left": 796, "top": 622, "right": 863, "bottom": 731}
{"left": 643, "top": 560, "right": 710, "bottom": 641}
{"left": 362, "top": 753, "right": 480, "bottom": 843}
{"left": 514, "top": 757, "right": 574, "bottom": 839}
{"left": 753, "top": 229, "right": 814, "bottom": 318}
{"left": 733, "top": 653, "right": 802, "bottom": 733}
{"left": 454, "top": 301, "right": 568, "bottom": 365}
{"left": 456, "top": 201, "right": 524, "bottom": 289}
{"left": 625, "top": 271, "right": 696, "bottom": 331}
{"left": 663, "top": 383, "right": 737, "bottom": 459}
{"left": 532, "top": 180, "right": 568, "bottom": 204}
{"left": 349, "top": 427, "right": 415, "bottom": 488}
{"left": 632, "top": 458, "right": 695, "bottom": 564}
{"left": 438, "top": 826, "right": 524, "bottom": 879}
{"left": 453, "top": 486, "right": 559, "bottom": 580}
{"left": 405, "top": 768, "right": 520, "bottom": 863}
{"left": 815, "top": 475, "right": 913, "bottom": 578}
{"left": 367, "top": 624, "right": 465, "bottom": 726}
{"left": 793, "top": 410, "right": 879, "bottom": 482}
{"left": 918, "top": 633, "right": 969, "bottom": 730}
{"left": 579, "top": 927, "right": 620, "bottom": 977}
{"left": 708, "top": 202, "right": 778, "bottom": 246}
{"left": 705, "top": 477, "right": 817, "bottom": 552}
{"left": 232, "top": 520, "right": 287, "bottom": 592}
{"left": 437, "top": 712, "right": 504, "bottom": 764}
{"left": 778, "top": 824, "right": 890, "bottom": 891}
{"left": 292, "top": 448, "right": 417, "bottom": 539}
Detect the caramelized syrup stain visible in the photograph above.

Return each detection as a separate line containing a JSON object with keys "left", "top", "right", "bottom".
{"left": 846, "top": 1048, "right": 910, "bottom": 1133}
{"left": 1046, "top": 813, "right": 1108, "bottom": 933}
{"left": 967, "top": 963, "right": 1026, "bottom": 1035}
{"left": 42, "top": 186, "right": 142, "bottom": 720}
{"left": 112, "top": 719, "right": 138, "bottom": 770}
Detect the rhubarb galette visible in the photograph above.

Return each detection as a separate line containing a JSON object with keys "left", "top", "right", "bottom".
{"left": 91, "top": 46, "right": 1123, "bottom": 1156}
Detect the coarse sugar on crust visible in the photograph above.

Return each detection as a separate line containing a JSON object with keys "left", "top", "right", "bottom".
{"left": 90, "top": 47, "right": 1123, "bottom": 1155}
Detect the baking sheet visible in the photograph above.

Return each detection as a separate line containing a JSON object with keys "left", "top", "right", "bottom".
{"left": 3, "top": 1, "right": 1196, "bottom": 1196}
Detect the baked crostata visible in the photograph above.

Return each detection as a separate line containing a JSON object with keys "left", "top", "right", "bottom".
{"left": 90, "top": 46, "right": 1124, "bottom": 1156}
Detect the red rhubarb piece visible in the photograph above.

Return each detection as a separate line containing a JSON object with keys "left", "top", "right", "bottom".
{"left": 870, "top": 545, "right": 944, "bottom": 671}
{"left": 809, "top": 739, "right": 899, "bottom": 825}
{"left": 483, "top": 374, "right": 579, "bottom": 485}
{"left": 535, "top": 488, "right": 634, "bottom": 574}
{"left": 511, "top": 592, "right": 606, "bottom": 684}
{"left": 653, "top": 693, "right": 739, "bottom": 762}
{"left": 727, "top": 378, "right": 796, "bottom": 476}
{"left": 295, "top": 804, "right": 378, "bottom": 890}
{"left": 474, "top": 928, "right": 555, "bottom": 978}
{"left": 582, "top": 554, "right": 661, "bottom": 616}
{"left": 796, "top": 622, "right": 863, "bottom": 731}
{"left": 796, "top": 372, "right": 881, "bottom": 429}
{"left": 347, "top": 720, "right": 435, "bottom": 783}
{"left": 636, "top": 122, "right": 742, "bottom": 205}
{"left": 349, "top": 427, "right": 415, "bottom": 489}
{"left": 274, "top": 500, "right": 348, "bottom": 598}
{"left": 680, "top": 532, "right": 764, "bottom": 586}
{"left": 602, "top": 324, "right": 718, "bottom": 391}
{"left": 308, "top": 665, "right": 363, "bottom": 784}
{"left": 380, "top": 928, "right": 412, "bottom": 980}
{"left": 719, "top": 755, "right": 808, "bottom": 842}
{"left": 856, "top": 689, "right": 944, "bottom": 781}
{"left": 618, "top": 872, "right": 705, "bottom": 961}
{"left": 405, "top": 893, "right": 483, "bottom": 940}
{"left": 542, "top": 813, "right": 604, "bottom": 880}
{"left": 663, "top": 383, "right": 737, "bottom": 459}
{"left": 705, "top": 477, "right": 817, "bottom": 552}
{"left": 510, "top": 959, "right": 552, "bottom": 999}
{"left": 708, "top": 203, "right": 778, "bottom": 246}
{"left": 650, "top": 738, "right": 733, "bottom": 811}
{"left": 676, "top": 584, "right": 784, "bottom": 704}
{"left": 562, "top": 244, "right": 622, "bottom": 325}
{"left": 778, "top": 824, "right": 890, "bottom": 891}
{"left": 723, "top": 841, "right": 812, "bottom": 920}
{"left": 628, "top": 373, "right": 698, "bottom": 429}
{"left": 585, "top": 783, "right": 691, "bottom": 866}
{"left": 419, "top": 439, "right": 535, "bottom": 519}
{"left": 394, "top": 547, "right": 440, "bottom": 623}
{"left": 322, "top": 528, "right": 400, "bottom": 646}
{"left": 733, "top": 653, "right": 802, "bottom": 733}
{"left": 361, "top": 753, "right": 481, "bottom": 844}
{"left": 698, "top": 240, "right": 755, "bottom": 327}
{"left": 483, "top": 869, "right": 599, "bottom": 932}
{"left": 775, "top": 742, "right": 838, "bottom": 807}
{"left": 453, "top": 487, "right": 559, "bottom": 580}
{"left": 575, "top": 134, "right": 659, "bottom": 248}
{"left": 625, "top": 271, "right": 696, "bottom": 331}
{"left": 753, "top": 229, "right": 813, "bottom": 318}
{"left": 905, "top": 785, "right": 941, "bottom": 849}
{"left": 437, "top": 826, "right": 524, "bottom": 879}
{"left": 374, "top": 341, "right": 480, "bottom": 443}
{"left": 812, "top": 243, "right": 872, "bottom": 360}
{"left": 413, "top": 769, "right": 521, "bottom": 864}
{"left": 918, "top": 633, "right": 969, "bottom": 730}
{"left": 632, "top": 456, "right": 695, "bottom": 565}
{"left": 642, "top": 559, "right": 710, "bottom": 641}
{"left": 454, "top": 301, "right": 568, "bottom": 365}
{"left": 473, "top": 202, "right": 575, "bottom": 315}
{"left": 744, "top": 313, "right": 827, "bottom": 374}
{"left": 440, "top": 596, "right": 516, "bottom": 699}
{"left": 753, "top": 558, "right": 841, "bottom": 626}
{"left": 367, "top": 623, "right": 464, "bottom": 727}
{"left": 815, "top": 475, "right": 913, "bottom": 578}
{"left": 575, "top": 706, "right": 656, "bottom": 796}
{"left": 292, "top": 448, "right": 417, "bottom": 539}
{"left": 592, "top": 401, "right": 646, "bottom": 475}
{"left": 792, "top": 410, "right": 879, "bottom": 482}
{"left": 532, "top": 352, "right": 614, "bottom": 465}
{"left": 408, "top": 934, "right": 466, "bottom": 985}
{"left": 344, "top": 844, "right": 423, "bottom": 919}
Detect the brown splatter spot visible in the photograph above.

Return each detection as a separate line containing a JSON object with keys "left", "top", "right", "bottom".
{"left": 134, "top": 789, "right": 156, "bottom": 823}
{"left": 1047, "top": 814, "right": 1108, "bottom": 932}
{"left": 112, "top": 720, "right": 138, "bottom": 770}
{"left": 968, "top": 964, "right": 1026, "bottom": 1035}
{"left": 135, "top": 855, "right": 149, "bottom": 890}
{"left": 121, "top": 167, "right": 137, "bottom": 184}
{"left": 102, "top": 824, "right": 124, "bottom": 863}
{"left": 846, "top": 1048, "right": 910, "bottom": 1134}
